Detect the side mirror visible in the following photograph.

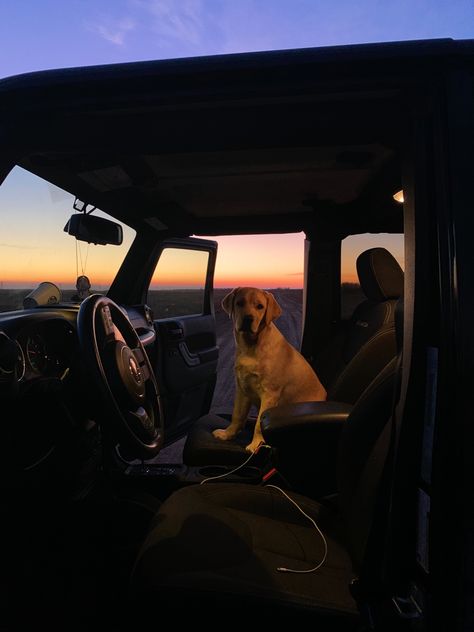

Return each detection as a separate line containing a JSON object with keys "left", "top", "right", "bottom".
{"left": 64, "top": 213, "right": 123, "bottom": 246}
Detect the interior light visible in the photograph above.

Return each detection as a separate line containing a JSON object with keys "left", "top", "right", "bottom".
{"left": 393, "top": 189, "right": 404, "bottom": 204}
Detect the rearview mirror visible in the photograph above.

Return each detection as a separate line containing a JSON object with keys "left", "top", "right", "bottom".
{"left": 64, "top": 213, "right": 123, "bottom": 246}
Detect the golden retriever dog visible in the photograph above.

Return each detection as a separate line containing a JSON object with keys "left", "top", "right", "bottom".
{"left": 213, "top": 287, "right": 327, "bottom": 452}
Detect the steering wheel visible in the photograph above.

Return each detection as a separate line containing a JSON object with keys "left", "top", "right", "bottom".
{"left": 77, "top": 294, "right": 164, "bottom": 459}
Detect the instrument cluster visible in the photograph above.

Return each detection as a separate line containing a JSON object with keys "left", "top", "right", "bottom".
{"left": 17, "top": 319, "right": 76, "bottom": 380}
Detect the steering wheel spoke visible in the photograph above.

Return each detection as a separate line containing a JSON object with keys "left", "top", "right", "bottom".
{"left": 78, "top": 295, "right": 164, "bottom": 459}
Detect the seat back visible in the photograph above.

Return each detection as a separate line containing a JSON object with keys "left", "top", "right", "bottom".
{"left": 314, "top": 247, "right": 403, "bottom": 404}
{"left": 337, "top": 355, "right": 398, "bottom": 570}
{"left": 337, "top": 296, "right": 404, "bottom": 571}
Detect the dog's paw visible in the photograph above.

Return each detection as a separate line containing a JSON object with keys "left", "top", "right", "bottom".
{"left": 245, "top": 440, "right": 264, "bottom": 453}
{"left": 212, "top": 428, "right": 233, "bottom": 441}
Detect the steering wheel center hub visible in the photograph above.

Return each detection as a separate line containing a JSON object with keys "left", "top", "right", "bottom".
{"left": 114, "top": 342, "right": 146, "bottom": 403}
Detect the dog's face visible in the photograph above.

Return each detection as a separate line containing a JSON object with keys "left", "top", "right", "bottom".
{"left": 222, "top": 287, "right": 282, "bottom": 335}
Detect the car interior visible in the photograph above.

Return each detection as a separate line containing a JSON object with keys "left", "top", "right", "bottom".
{"left": 0, "top": 39, "right": 473, "bottom": 628}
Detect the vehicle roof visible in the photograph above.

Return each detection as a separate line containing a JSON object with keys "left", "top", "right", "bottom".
{"left": 1, "top": 38, "right": 472, "bottom": 237}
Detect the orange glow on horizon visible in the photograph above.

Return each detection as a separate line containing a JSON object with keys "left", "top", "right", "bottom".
{"left": 199, "top": 233, "right": 305, "bottom": 290}
{"left": 212, "top": 273, "right": 304, "bottom": 289}
{"left": 0, "top": 263, "right": 130, "bottom": 289}
{"left": 0, "top": 245, "right": 400, "bottom": 289}
{"left": 0, "top": 232, "right": 403, "bottom": 289}
{"left": 340, "top": 271, "right": 359, "bottom": 284}
{"left": 150, "top": 247, "right": 210, "bottom": 289}
{"left": 1, "top": 271, "right": 119, "bottom": 287}
{"left": 2, "top": 272, "right": 356, "bottom": 289}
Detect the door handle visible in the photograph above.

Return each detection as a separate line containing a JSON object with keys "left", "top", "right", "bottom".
{"left": 178, "top": 342, "right": 200, "bottom": 367}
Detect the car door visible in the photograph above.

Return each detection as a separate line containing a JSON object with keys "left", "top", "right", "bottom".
{"left": 146, "top": 238, "right": 218, "bottom": 442}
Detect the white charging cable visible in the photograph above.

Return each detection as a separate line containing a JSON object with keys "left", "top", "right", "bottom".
{"left": 199, "top": 450, "right": 257, "bottom": 485}
{"left": 265, "top": 484, "right": 328, "bottom": 574}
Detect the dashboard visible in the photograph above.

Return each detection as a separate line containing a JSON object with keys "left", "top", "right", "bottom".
{"left": 0, "top": 303, "right": 155, "bottom": 491}
{"left": 0, "top": 307, "right": 81, "bottom": 478}
{"left": 0, "top": 309, "right": 79, "bottom": 383}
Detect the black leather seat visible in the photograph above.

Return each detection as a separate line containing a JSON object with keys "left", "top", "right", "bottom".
{"left": 131, "top": 354, "right": 400, "bottom": 617}
{"left": 183, "top": 247, "right": 403, "bottom": 467}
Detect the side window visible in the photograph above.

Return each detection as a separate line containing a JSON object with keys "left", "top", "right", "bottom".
{"left": 147, "top": 248, "right": 209, "bottom": 319}
{"left": 341, "top": 233, "right": 404, "bottom": 319}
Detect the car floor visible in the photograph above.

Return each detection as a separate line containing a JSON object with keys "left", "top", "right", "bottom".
{"left": 154, "top": 435, "right": 186, "bottom": 463}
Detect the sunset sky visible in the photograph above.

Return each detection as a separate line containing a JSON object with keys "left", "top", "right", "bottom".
{"left": 0, "top": 1, "right": 470, "bottom": 289}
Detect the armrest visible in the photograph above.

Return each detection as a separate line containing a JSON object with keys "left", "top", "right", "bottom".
{"left": 260, "top": 401, "right": 353, "bottom": 498}
{"left": 261, "top": 401, "right": 353, "bottom": 445}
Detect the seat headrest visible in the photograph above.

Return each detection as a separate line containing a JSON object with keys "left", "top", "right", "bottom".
{"left": 356, "top": 247, "right": 404, "bottom": 302}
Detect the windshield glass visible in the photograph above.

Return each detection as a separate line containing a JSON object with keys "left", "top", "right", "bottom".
{"left": 0, "top": 166, "right": 136, "bottom": 312}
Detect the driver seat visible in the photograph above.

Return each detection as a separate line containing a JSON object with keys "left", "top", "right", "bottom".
{"left": 131, "top": 349, "right": 400, "bottom": 617}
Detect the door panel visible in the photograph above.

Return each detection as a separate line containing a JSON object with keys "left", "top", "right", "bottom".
{"left": 154, "top": 315, "right": 218, "bottom": 439}
{"left": 158, "top": 316, "right": 218, "bottom": 393}
{"left": 147, "top": 238, "right": 218, "bottom": 442}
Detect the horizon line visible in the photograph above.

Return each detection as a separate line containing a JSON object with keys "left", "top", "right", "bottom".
{"left": 0, "top": 282, "right": 362, "bottom": 291}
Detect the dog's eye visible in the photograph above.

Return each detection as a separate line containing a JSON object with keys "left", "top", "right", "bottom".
{"left": 236, "top": 300, "right": 244, "bottom": 307}
{"left": 256, "top": 303, "right": 264, "bottom": 310}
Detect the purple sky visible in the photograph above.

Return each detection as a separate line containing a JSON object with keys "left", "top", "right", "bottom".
{"left": 1, "top": 1, "right": 473, "bottom": 78}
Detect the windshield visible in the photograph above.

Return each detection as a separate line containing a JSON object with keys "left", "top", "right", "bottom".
{"left": 0, "top": 166, "right": 136, "bottom": 312}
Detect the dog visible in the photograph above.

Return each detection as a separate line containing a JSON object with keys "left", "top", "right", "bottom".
{"left": 213, "top": 287, "right": 327, "bottom": 452}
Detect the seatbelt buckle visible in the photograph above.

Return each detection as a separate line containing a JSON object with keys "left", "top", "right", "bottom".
{"left": 262, "top": 467, "right": 278, "bottom": 482}
{"left": 249, "top": 444, "right": 292, "bottom": 487}
{"left": 261, "top": 466, "right": 292, "bottom": 489}
{"left": 247, "top": 444, "right": 291, "bottom": 488}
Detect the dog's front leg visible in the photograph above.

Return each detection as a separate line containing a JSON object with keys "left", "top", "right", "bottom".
{"left": 245, "top": 396, "right": 279, "bottom": 453}
{"left": 213, "top": 389, "right": 251, "bottom": 441}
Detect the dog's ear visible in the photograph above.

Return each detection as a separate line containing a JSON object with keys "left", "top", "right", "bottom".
{"left": 222, "top": 287, "right": 240, "bottom": 316}
{"left": 264, "top": 291, "right": 282, "bottom": 325}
